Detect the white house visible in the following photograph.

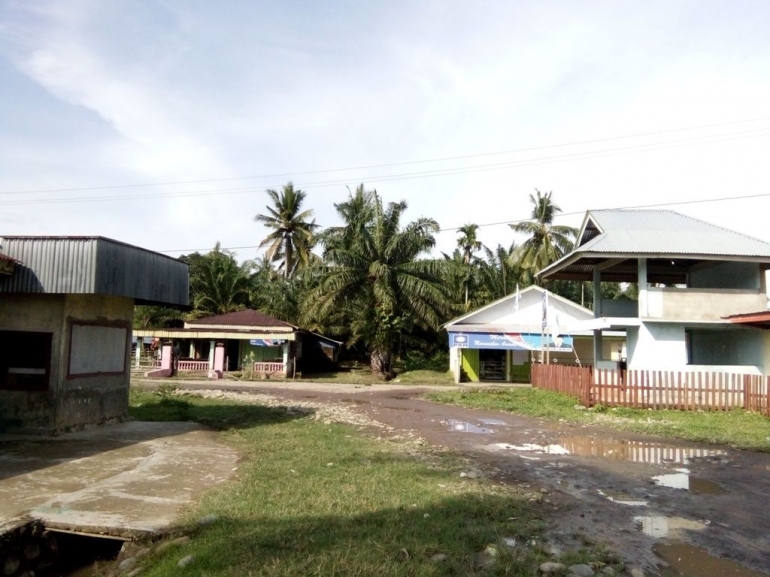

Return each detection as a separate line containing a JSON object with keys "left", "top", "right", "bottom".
{"left": 537, "top": 209, "right": 770, "bottom": 375}
{"left": 444, "top": 285, "right": 625, "bottom": 383}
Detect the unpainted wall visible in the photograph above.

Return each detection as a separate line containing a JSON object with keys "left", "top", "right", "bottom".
{"left": 0, "top": 293, "right": 133, "bottom": 431}
{"left": 689, "top": 327, "right": 764, "bottom": 368}
{"left": 689, "top": 261, "right": 761, "bottom": 290}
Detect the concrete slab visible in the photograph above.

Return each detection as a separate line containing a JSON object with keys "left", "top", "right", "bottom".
{"left": 0, "top": 421, "right": 238, "bottom": 537}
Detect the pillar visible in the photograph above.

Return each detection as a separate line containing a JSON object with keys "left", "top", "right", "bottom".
{"left": 135, "top": 338, "right": 141, "bottom": 367}
{"left": 282, "top": 342, "right": 290, "bottom": 377}
{"left": 593, "top": 268, "right": 603, "bottom": 366}
{"left": 209, "top": 342, "right": 226, "bottom": 379}
{"left": 208, "top": 340, "right": 215, "bottom": 370}
{"left": 638, "top": 257, "right": 648, "bottom": 318}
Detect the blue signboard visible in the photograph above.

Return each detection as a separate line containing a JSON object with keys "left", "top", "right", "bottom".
{"left": 249, "top": 339, "right": 287, "bottom": 347}
{"left": 449, "top": 332, "right": 573, "bottom": 352}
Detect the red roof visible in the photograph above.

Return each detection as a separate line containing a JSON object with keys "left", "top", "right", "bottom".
{"left": 186, "top": 309, "right": 296, "bottom": 329}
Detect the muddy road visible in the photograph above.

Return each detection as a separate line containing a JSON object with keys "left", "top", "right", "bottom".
{"left": 153, "top": 381, "right": 770, "bottom": 576}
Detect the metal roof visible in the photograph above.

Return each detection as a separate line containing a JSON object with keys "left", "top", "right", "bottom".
{"left": 0, "top": 236, "right": 189, "bottom": 306}
{"left": 539, "top": 210, "right": 770, "bottom": 280}
{"left": 185, "top": 309, "right": 297, "bottom": 330}
{"left": 576, "top": 210, "right": 770, "bottom": 256}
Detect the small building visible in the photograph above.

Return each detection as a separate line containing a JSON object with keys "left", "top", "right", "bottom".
{"left": 134, "top": 309, "right": 340, "bottom": 377}
{"left": 444, "top": 285, "right": 625, "bottom": 383}
{"left": 537, "top": 209, "right": 770, "bottom": 375}
{"left": 0, "top": 236, "right": 188, "bottom": 432}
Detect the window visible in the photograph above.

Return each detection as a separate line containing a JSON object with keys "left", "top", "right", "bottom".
{"left": 0, "top": 330, "right": 52, "bottom": 391}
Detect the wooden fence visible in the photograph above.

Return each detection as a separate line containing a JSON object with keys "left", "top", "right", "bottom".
{"left": 531, "top": 364, "right": 770, "bottom": 416}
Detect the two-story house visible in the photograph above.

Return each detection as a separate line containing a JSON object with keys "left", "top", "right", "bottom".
{"left": 537, "top": 210, "right": 770, "bottom": 375}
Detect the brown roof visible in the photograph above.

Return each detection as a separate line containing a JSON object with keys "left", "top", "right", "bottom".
{"left": 723, "top": 310, "right": 770, "bottom": 329}
{"left": 186, "top": 309, "right": 297, "bottom": 329}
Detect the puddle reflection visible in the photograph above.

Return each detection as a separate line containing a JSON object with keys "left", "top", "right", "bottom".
{"left": 488, "top": 437, "right": 726, "bottom": 465}
{"left": 652, "top": 471, "right": 726, "bottom": 495}
{"left": 446, "top": 420, "right": 494, "bottom": 434}
{"left": 634, "top": 515, "right": 708, "bottom": 538}
{"left": 654, "top": 543, "right": 767, "bottom": 577}
{"left": 597, "top": 489, "right": 648, "bottom": 506}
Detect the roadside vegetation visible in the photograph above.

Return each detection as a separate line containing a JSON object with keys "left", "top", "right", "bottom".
{"left": 135, "top": 186, "right": 635, "bottom": 379}
{"left": 427, "top": 387, "right": 770, "bottom": 452}
{"left": 127, "top": 389, "right": 621, "bottom": 576}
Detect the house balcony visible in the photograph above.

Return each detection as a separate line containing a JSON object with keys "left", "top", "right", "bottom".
{"left": 601, "top": 288, "right": 768, "bottom": 322}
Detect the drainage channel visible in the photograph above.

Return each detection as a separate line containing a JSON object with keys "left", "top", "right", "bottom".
{"left": 1, "top": 521, "right": 129, "bottom": 577}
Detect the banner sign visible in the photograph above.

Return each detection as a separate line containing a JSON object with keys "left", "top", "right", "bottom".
{"left": 449, "top": 332, "right": 573, "bottom": 352}
{"left": 249, "top": 339, "right": 287, "bottom": 347}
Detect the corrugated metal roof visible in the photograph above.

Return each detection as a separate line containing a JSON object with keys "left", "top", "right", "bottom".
{"left": 133, "top": 328, "right": 298, "bottom": 340}
{"left": 0, "top": 236, "right": 189, "bottom": 306}
{"left": 578, "top": 210, "right": 770, "bottom": 257}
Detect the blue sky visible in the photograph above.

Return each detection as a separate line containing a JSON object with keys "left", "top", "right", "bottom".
{"left": 1, "top": 1, "right": 769, "bottom": 259}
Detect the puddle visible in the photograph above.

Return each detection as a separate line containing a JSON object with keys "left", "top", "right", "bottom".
{"left": 490, "top": 436, "right": 726, "bottom": 464}
{"left": 597, "top": 489, "right": 648, "bottom": 506}
{"left": 446, "top": 420, "right": 494, "bottom": 434}
{"left": 652, "top": 471, "right": 726, "bottom": 495}
{"left": 634, "top": 515, "right": 708, "bottom": 538}
{"left": 654, "top": 543, "right": 768, "bottom": 577}
{"left": 477, "top": 418, "right": 507, "bottom": 426}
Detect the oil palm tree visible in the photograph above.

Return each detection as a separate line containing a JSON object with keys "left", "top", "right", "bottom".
{"left": 510, "top": 190, "right": 576, "bottom": 277}
{"left": 254, "top": 182, "right": 318, "bottom": 278}
{"left": 183, "top": 244, "right": 251, "bottom": 318}
{"left": 304, "top": 189, "right": 449, "bottom": 377}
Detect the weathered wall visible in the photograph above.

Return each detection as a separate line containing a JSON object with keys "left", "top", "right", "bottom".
{"left": 690, "top": 327, "right": 764, "bottom": 368}
{"left": 0, "top": 293, "right": 133, "bottom": 432}
{"left": 627, "top": 322, "right": 688, "bottom": 370}
{"left": 689, "top": 261, "right": 761, "bottom": 289}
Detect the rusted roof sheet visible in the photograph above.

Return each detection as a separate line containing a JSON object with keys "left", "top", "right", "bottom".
{"left": 185, "top": 309, "right": 297, "bottom": 330}
{"left": 133, "top": 328, "right": 298, "bottom": 340}
{"left": 0, "top": 236, "right": 188, "bottom": 306}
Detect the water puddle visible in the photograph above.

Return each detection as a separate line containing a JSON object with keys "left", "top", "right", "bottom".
{"left": 634, "top": 515, "right": 708, "bottom": 538}
{"left": 488, "top": 436, "right": 726, "bottom": 464}
{"left": 597, "top": 489, "right": 648, "bottom": 506}
{"left": 652, "top": 470, "right": 726, "bottom": 494}
{"left": 654, "top": 543, "right": 768, "bottom": 577}
{"left": 477, "top": 418, "right": 507, "bottom": 426}
{"left": 340, "top": 398, "right": 370, "bottom": 405}
{"left": 446, "top": 420, "right": 495, "bottom": 434}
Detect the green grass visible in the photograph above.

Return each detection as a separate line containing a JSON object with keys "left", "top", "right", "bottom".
{"left": 128, "top": 389, "right": 620, "bottom": 576}
{"left": 426, "top": 388, "right": 770, "bottom": 452}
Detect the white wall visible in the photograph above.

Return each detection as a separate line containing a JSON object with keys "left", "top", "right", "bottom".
{"left": 627, "top": 322, "right": 688, "bottom": 370}
{"left": 690, "top": 328, "right": 764, "bottom": 367}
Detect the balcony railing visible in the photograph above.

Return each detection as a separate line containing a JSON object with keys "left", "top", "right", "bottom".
{"left": 177, "top": 360, "right": 210, "bottom": 372}
{"left": 253, "top": 362, "right": 286, "bottom": 375}
{"left": 645, "top": 287, "right": 766, "bottom": 321}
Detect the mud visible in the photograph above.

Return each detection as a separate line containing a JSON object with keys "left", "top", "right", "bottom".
{"left": 155, "top": 381, "right": 770, "bottom": 576}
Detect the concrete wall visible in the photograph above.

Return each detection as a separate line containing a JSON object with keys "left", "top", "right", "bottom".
{"left": 689, "top": 328, "right": 764, "bottom": 368}
{"left": 645, "top": 287, "right": 765, "bottom": 321}
{"left": 0, "top": 293, "right": 133, "bottom": 432}
{"left": 689, "top": 262, "right": 761, "bottom": 290}
{"left": 627, "top": 322, "right": 688, "bottom": 370}
{"left": 461, "top": 348, "right": 480, "bottom": 381}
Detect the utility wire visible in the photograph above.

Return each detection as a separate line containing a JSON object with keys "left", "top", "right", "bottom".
{"left": 4, "top": 127, "right": 769, "bottom": 207}
{"left": 2, "top": 115, "right": 769, "bottom": 196}
{"left": 157, "top": 190, "right": 770, "bottom": 253}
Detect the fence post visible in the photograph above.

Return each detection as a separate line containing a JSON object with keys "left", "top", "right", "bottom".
{"left": 743, "top": 375, "right": 750, "bottom": 411}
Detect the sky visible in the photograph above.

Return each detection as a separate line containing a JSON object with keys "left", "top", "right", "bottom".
{"left": 1, "top": 0, "right": 769, "bottom": 262}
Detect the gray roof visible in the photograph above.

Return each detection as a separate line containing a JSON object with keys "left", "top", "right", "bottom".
{"left": 539, "top": 210, "right": 770, "bottom": 280}
{"left": 577, "top": 210, "right": 770, "bottom": 256}
{"left": 0, "top": 236, "right": 189, "bottom": 306}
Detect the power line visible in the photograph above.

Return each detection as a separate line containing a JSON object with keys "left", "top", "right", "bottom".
{"left": 157, "top": 190, "right": 770, "bottom": 253}
{"left": 2, "top": 115, "right": 769, "bottom": 196}
{"left": 5, "top": 127, "right": 770, "bottom": 207}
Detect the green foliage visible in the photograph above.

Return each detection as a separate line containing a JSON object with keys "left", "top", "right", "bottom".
{"left": 181, "top": 243, "right": 251, "bottom": 318}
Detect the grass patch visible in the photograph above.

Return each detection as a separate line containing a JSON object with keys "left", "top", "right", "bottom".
{"left": 427, "top": 388, "right": 770, "bottom": 452}
{"left": 128, "top": 390, "right": 618, "bottom": 576}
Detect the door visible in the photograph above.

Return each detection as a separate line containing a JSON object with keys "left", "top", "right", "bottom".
{"left": 479, "top": 349, "right": 506, "bottom": 381}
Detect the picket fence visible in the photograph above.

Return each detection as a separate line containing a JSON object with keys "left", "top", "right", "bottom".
{"left": 531, "top": 364, "right": 770, "bottom": 416}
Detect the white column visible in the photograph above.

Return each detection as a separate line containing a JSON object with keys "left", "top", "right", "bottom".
{"left": 208, "top": 340, "right": 215, "bottom": 370}
{"left": 593, "top": 268, "right": 602, "bottom": 365}
{"left": 135, "top": 338, "right": 142, "bottom": 367}
{"left": 638, "top": 258, "right": 648, "bottom": 318}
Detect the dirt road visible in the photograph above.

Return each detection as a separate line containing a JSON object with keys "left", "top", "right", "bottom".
{"left": 149, "top": 381, "right": 770, "bottom": 576}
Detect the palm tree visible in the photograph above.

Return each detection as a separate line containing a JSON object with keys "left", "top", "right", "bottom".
{"left": 510, "top": 190, "right": 577, "bottom": 277}
{"left": 304, "top": 190, "right": 449, "bottom": 377}
{"left": 456, "top": 223, "right": 482, "bottom": 309}
{"left": 254, "top": 182, "right": 319, "bottom": 278}
{"left": 478, "top": 242, "right": 530, "bottom": 302}
{"left": 183, "top": 244, "right": 251, "bottom": 317}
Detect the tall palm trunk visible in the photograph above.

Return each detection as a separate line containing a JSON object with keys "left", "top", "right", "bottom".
{"left": 284, "top": 234, "right": 293, "bottom": 279}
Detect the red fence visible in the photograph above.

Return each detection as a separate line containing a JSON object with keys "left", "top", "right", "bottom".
{"left": 531, "top": 364, "right": 770, "bottom": 416}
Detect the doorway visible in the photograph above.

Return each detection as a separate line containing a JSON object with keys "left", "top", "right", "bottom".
{"left": 479, "top": 349, "right": 506, "bottom": 381}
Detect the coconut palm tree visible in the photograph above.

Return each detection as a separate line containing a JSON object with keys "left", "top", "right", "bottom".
{"left": 510, "top": 190, "right": 577, "bottom": 277}
{"left": 304, "top": 190, "right": 449, "bottom": 377}
{"left": 254, "top": 182, "right": 318, "bottom": 278}
{"left": 456, "top": 223, "right": 482, "bottom": 309}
